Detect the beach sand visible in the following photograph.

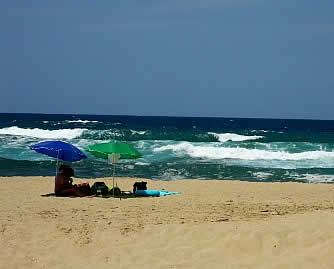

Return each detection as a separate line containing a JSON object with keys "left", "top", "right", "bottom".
{"left": 1, "top": 176, "right": 334, "bottom": 269}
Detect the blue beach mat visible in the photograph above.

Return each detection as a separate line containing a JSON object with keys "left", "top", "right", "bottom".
{"left": 135, "top": 189, "right": 181, "bottom": 197}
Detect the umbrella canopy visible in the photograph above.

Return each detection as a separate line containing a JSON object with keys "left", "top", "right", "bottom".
{"left": 86, "top": 142, "right": 141, "bottom": 160}
{"left": 30, "top": 140, "right": 87, "bottom": 162}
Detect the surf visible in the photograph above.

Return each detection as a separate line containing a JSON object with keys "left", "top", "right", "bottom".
{"left": 0, "top": 126, "right": 87, "bottom": 139}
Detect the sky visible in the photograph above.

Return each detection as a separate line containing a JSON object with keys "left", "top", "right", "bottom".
{"left": 1, "top": 1, "right": 334, "bottom": 119}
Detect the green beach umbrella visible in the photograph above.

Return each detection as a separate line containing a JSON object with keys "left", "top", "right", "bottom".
{"left": 86, "top": 142, "right": 141, "bottom": 196}
{"left": 86, "top": 142, "right": 141, "bottom": 159}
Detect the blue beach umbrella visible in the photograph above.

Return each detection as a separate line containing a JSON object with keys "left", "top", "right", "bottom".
{"left": 30, "top": 140, "right": 87, "bottom": 174}
{"left": 30, "top": 140, "right": 86, "bottom": 162}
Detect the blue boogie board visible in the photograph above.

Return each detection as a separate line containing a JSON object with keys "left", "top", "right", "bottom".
{"left": 135, "top": 189, "right": 181, "bottom": 197}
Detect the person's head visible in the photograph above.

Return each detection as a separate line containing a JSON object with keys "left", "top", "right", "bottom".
{"left": 59, "top": 164, "right": 74, "bottom": 177}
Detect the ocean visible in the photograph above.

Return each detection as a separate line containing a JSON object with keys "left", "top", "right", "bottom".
{"left": 1, "top": 113, "right": 334, "bottom": 183}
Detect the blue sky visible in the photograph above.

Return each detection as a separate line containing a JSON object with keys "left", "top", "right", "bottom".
{"left": 1, "top": 1, "right": 333, "bottom": 119}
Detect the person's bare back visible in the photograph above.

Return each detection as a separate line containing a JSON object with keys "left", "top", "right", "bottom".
{"left": 54, "top": 165, "right": 85, "bottom": 197}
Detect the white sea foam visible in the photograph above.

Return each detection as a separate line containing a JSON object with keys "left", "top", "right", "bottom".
{"left": 250, "top": 129, "right": 269, "bottom": 133}
{"left": 157, "top": 168, "right": 190, "bottom": 180}
{"left": 66, "top": 120, "right": 100, "bottom": 124}
{"left": 153, "top": 142, "right": 334, "bottom": 161}
{"left": 135, "top": 162, "right": 150, "bottom": 166}
{"left": 130, "top": 130, "right": 147, "bottom": 135}
{"left": 125, "top": 165, "right": 135, "bottom": 170}
{"left": 298, "top": 174, "right": 334, "bottom": 183}
{"left": 252, "top": 172, "right": 273, "bottom": 180}
{"left": 208, "top": 132, "right": 263, "bottom": 142}
{"left": 0, "top": 126, "right": 87, "bottom": 139}
{"left": 87, "top": 129, "right": 123, "bottom": 138}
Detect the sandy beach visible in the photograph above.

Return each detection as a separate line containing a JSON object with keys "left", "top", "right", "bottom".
{"left": 1, "top": 176, "right": 334, "bottom": 269}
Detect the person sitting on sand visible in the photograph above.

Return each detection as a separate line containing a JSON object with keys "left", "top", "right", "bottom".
{"left": 55, "top": 165, "right": 87, "bottom": 197}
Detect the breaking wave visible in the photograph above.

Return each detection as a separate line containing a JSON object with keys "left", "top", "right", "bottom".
{"left": 65, "top": 120, "right": 100, "bottom": 124}
{"left": 80, "top": 129, "right": 219, "bottom": 142}
{"left": 208, "top": 132, "right": 263, "bottom": 142}
{"left": 0, "top": 126, "right": 86, "bottom": 139}
{"left": 153, "top": 142, "right": 334, "bottom": 161}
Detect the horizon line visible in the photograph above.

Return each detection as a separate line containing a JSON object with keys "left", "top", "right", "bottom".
{"left": 0, "top": 112, "right": 333, "bottom": 122}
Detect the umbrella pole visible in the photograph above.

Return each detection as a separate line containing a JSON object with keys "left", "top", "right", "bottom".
{"left": 55, "top": 150, "right": 60, "bottom": 176}
{"left": 112, "top": 163, "right": 116, "bottom": 197}
{"left": 56, "top": 158, "right": 59, "bottom": 176}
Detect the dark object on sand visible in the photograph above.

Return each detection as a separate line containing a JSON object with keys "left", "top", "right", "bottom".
{"left": 75, "top": 182, "right": 91, "bottom": 195}
{"left": 110, "top": 186, "right": 121, "bottom": 196}
{"left": 91, "top": 182, "right": 109, "bottom": 195}
{"left": 133, "top": 181, "right": 147, "bottom": 194}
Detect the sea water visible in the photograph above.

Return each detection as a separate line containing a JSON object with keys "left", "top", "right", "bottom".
{"left": 1, "top": 113, "right": 334, "bottom": 183}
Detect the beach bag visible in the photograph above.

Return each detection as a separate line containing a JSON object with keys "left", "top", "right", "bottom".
{"left": 109, "top": 186, "right": 121, "bottom": 196}
{"left": 133, "top": 181, "right": 147, "bottom": 193}
{"left": 75, "top": 183, "right": 91, "bottom": 195}
{"left": 91, "top": 182, "right": 109, "bottom": 195}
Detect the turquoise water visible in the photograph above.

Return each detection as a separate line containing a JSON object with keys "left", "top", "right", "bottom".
{"left": 1, "top": 113, "right": 334, "bottom": 183}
